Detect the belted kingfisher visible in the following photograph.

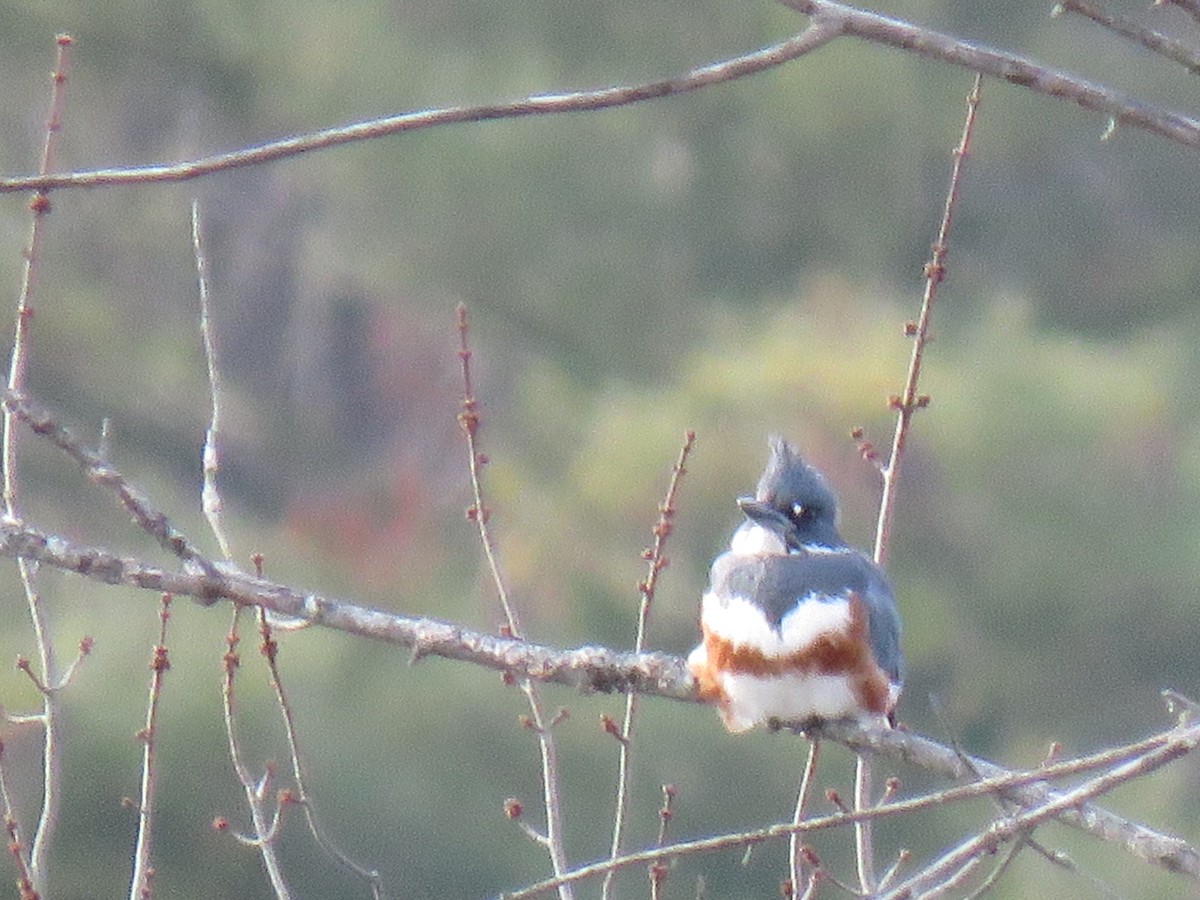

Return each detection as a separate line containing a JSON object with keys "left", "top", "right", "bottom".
{"left": 688, "top": 437, "right": 903, "bottom": 732}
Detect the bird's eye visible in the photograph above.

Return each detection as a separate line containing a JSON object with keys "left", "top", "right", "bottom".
{"left": 791, "top": 502, "right": 810, "bottom": 522}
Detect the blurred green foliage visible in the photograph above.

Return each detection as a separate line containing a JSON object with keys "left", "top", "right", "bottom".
{"left": 1, "top": 0, "right": 1199, "bottom": 896}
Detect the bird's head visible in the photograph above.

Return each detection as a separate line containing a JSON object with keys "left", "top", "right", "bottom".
{"left": 733, "top": 436, "right": 844, "bottom": 553}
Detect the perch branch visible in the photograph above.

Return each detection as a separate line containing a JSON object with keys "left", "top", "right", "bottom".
{"left": 0, "top": 516, "right": 1197, "bottom": 882}
{"left": 1, "top": 392, "right": 1198, "bottom": 883}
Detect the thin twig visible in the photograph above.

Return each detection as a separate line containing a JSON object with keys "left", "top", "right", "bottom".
{"left": 503, "top": 716, "right": 1200, "bottom": 898}
{"left": 456, "top": 305, "right": 522, "bottom": 637}
{"left": 2, "top": 390, "right": 221, "bottom": 579}
{"left": 497, "top": 778, "right": 980, "bottom": 898}
{"left": 129, "top": 594, "right": 172, "bottom": 900}
{"left": 881, "top": 726, "right": 1200, "bottom": 898}
{"left": 220, "top": 608, "right": 293, "bottom": 899}
{"left": 648, "top": 785, "right": 677, "bottom": 900}
{"left": 255, "top": 601, "right": 386, "bottom": 898}
{"left": 10, "top": 637, "right": 92, "bottom": 700}
{"left": 795, "top": 859, "right": 820, "bottom": 900}
{"left": 3, "top": 33, "right": 72, "bottom": 511}
{"left": 1, "top": 36, "right": 74, "bottom": 898}
{"left": 848, "top": 67, "right": 983, "bottom": 900}
{"left": 962, "top": 841, "right": 1024, "bottom": 900}
{"left": 874, "top": 73, "right": 981, "bottom": 566}
{"left": 52, "top": 636, "right": 93, "bottom": 690}
{"left": 603, "top": 431, "right": 694, "bottom": 900}
{"left": 853, "top": 750, "right": 876, "bottom": 892}
{"left": 1055, "top": 0, "right": 1200, "bottom": 73}
{"left": 788, "top": 741, "right": 821, "bottom": 897}
{"left": 192, "top": 200, "right": 233, "bottom": 561}
{"left": 193, "top": 203, "right": 296, "bottom": 899}
{"left": 877, "top": 847, "right": 910, "bottom": 893}
{"left": 456, "top": 304, "right": 573, "bottom": 899}
{"left": 194, "top": 224, "right": 378, "bottom": 894}
{"left": 0, "top": 747, "right": 36, "bottom": 900}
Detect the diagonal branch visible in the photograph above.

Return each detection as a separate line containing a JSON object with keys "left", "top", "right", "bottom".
{"left": 778, "top": 0, "right": 1200, "bottom": 149}
{"left": 503, "top": 717, "right": 1200, "bottom": 898}
{"left": 1055, "top": 0, "right": 1200, "bottom": 74}
{"left": 3, "top": 390, "right": 221, "bottom": 578}
{"left": 1157, "top": 0, "right": 1200, "bottom": 27}
{"left": 881, "top": 723, "right": 1200, "bottom": 898}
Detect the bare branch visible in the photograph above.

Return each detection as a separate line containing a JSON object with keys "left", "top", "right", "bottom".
{"left": 5, "top": 0, "right": 1198, "bottom": 203}
{"left": 192, "top": 200, "right": 234, "bottom": 562}
{"left": 0, "top": 513, "right": 1197, "bottom": 882}
{"left": 457, "top": 304, "right": 573, "bottom": 899}
{"left": 808, "top": 718, "right": 1200, "bottom": 881}
{"left": 2, "top": 36, "right": 75, "bottom": 898}
{"left": 220, "top": 607, "right": 293, "bottom": 899}
{"left": 779, "top": 0, "right": 1200, "bottom": 149}
{"left": 881, "top": 725, "right": 1200, "bottom": 898}
{"left": 3, "top": 390, "right": 221, "bottom": 579}
{"left": 874, "top": 73, "right": 981, "bottom": 568}
{"left": 603, "top": 430, "right": 694, "bottom": 900}
{"left": 1156, "top": 0, "right": 1200, "bottom": 27}
{"left": 129, "top": 594, "right": 172, "bottom": 900}
{"left": 504, "top": 717, "right": 1200, "bottom": 898}
{"left": 1, "top": 388, "right": 1198, "bottom": 884}
{"left": 0, "top": 25, "right": 839, "bottom": 194}
{"left": 1056, "top": 0, "right": 1200, "bottom": 73}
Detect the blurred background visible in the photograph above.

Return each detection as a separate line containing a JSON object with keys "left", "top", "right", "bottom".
{"left": 1, "top": 0, "right": 1199, "bottom": 896}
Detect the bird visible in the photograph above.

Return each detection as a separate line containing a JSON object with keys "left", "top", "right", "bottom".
{"left": 688, "top": 436, "right": 903, "bottom": 733}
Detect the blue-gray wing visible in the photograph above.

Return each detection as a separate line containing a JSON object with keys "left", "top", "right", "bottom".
{"left": 709, "top": 549, "right": 903, "bottom": 685}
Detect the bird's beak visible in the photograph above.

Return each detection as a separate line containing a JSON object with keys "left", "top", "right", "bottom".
{"left": 737, "top": 497, "right": 790, "bottom": 530}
